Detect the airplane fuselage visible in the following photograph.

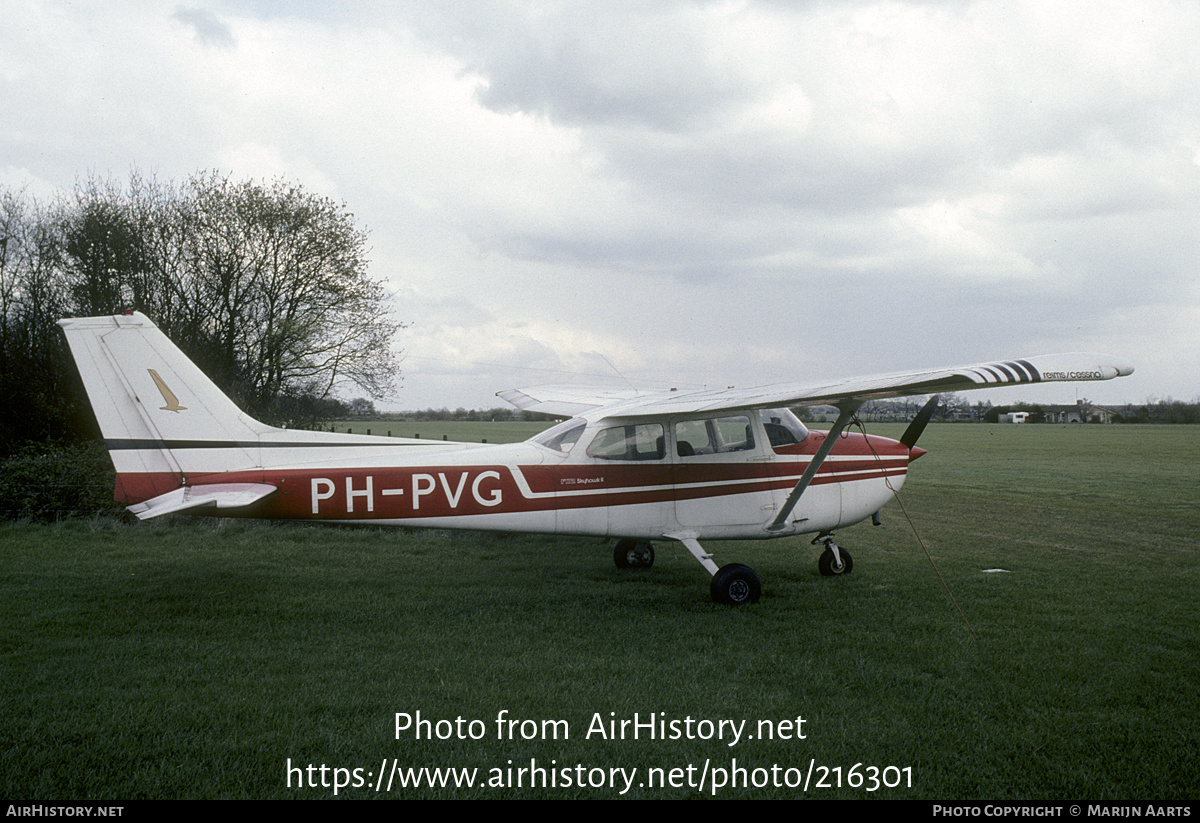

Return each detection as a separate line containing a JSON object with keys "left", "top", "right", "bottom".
{"left": 109, "top": 416, "right": 917, "bottom": 541}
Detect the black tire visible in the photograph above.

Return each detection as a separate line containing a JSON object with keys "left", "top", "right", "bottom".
{"left": 710, "top": 563, "right": 761, "bottom": 605}
{"left": 614, "top": 539, "right": 654, "bottom": 569}
{"left": 818, "top": 546, "right": 853, "bottom": 576}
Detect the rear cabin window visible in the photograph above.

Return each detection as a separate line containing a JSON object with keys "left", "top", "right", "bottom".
{"left": 586, "top": 423, "right": 665, "bottom": 461}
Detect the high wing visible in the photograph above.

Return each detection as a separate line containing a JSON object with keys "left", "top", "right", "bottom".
{"left": 496, "top": 386, "right": 644, "bottom": 418}
{"left": 499, "top": 352, "right": 1134, "bottom": 418}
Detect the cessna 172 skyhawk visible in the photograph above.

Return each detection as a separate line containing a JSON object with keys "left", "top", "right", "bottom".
{"left": 59, "top": 312, "right": 1133, "bottom": 605}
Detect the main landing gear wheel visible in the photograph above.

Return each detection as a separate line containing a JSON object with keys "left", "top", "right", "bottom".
{"left": 818, "top": 545, "right": 853, "bottom": 577}
{"left": 710, "top": 563, "right": 761, "bottom": 606}
{"left": 613, "top": 539, "right": 655, "bottom": 569}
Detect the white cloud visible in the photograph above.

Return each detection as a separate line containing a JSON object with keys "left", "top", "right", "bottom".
{"left": 2, "top": 0, "right": 1197, "bottom": 409}
{"left": 170, "top": 6, "right": 236, "bottom": 49}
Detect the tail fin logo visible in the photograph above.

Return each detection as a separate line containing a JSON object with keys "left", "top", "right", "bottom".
{"left": 148, "top": 369, "right": 187, "bottom": 412}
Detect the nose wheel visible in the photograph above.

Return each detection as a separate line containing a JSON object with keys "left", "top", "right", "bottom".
{"left": 815, "top": 534, "right": 853, "bottom": 576}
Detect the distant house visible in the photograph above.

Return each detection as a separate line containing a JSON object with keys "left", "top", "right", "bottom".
{"left": 803, "top": 405, "right": 840, "bottom": 423}
{"left": 1042, "top": 399, "right": 1117, "bottom": 424}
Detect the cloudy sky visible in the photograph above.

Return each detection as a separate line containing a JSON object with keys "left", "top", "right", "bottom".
{"left": 5, "top": 1, "right": 1197, "bottom": 411}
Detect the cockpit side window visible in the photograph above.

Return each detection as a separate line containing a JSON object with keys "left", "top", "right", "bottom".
{"left": 674, "top": 415, "right": 754, "bottom": 457}
{"left": 674, "top": 419, "right": 710, "bottom": 457}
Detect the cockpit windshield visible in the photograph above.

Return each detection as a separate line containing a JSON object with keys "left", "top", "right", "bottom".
{"left": 758, "top": 408, "right": 809, "bottom": 447}
{"left": 532, "top": 418, "right": 587, "bottom": 454}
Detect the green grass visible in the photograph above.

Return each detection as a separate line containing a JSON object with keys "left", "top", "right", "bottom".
{"left": 2, "top": 424, "right": 1197, "bottom": 798}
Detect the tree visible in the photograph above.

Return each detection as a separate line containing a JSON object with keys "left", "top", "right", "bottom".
{"left": 164, "top": 172, "right": 402, "bottom": 422}
{"left": 0, "top": 189, "right": 82, "bottom": 450}
{"left": 0, "top": 170, "right": 403, "bottom": 449}
{"left": 347, "top": 398, "right": 377, "bottom": 417}
{"left": 59, "top": 177, "right": 145, "bottom": 316}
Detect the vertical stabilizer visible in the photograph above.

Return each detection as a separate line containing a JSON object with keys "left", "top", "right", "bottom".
{"left": 58, "top": 313, "right": 271, "bottom": 502}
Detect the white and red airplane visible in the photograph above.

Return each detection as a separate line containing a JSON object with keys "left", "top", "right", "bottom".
{"left": 59, "top": 312, "right": 1133, "bottom": 604}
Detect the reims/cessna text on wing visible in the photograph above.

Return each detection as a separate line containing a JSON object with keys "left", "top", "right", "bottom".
{"left": 58, "top": 312, "right": 1133, "bottom": 605}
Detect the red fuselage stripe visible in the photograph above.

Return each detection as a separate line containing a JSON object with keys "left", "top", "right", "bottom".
{"left": 113, "top": 458, "right": 911, "bottom": 520}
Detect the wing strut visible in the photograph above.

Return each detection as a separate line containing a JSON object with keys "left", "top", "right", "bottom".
{"left": 766, "top": 400, "right": 862, "bottom": 532}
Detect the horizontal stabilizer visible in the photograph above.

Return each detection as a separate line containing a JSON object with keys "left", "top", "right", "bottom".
{"left": 127, "top": 483, "right": 278, "bottom": 520}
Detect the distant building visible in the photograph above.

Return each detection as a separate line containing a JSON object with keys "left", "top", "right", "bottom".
{"left": 999, "top": 411, "right": 1030, "bottom": 424}
{"left": 1041, "top": 399, "right": 1117, "bottom": 424}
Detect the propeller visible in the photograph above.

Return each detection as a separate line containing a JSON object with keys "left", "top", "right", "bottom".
{"left": 900, "top": 395, "right": 940, "bottom": 450}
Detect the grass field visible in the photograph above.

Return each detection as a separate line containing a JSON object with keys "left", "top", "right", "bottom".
{"left": 2, "top": 424, "right": 1197, "bottom": 799}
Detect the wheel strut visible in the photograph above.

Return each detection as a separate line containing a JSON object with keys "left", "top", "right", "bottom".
{"left": 666, "top": 531, "right": 760, "bottom": 605}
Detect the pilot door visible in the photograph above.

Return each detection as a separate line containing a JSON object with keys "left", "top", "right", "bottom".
{"left": 671, "top": 413, "right": 776, "bottom": 529}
